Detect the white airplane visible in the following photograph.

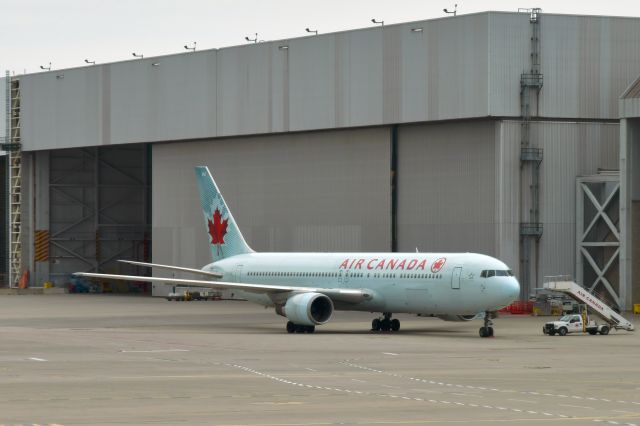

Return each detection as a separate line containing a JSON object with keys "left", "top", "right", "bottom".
{"left": 75, "top": 166, "right": 520, "bottom": 338}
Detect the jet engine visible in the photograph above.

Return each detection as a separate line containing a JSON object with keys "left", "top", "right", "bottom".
{"left": 436, "top": 314, "right": 478, "bottom": 322}
{"left": 279, "top": 292, "right": 334, "bottom": 326}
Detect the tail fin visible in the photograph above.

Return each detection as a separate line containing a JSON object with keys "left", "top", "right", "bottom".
{"left": 194, "top": 166, "right": 253, "bottom": 262}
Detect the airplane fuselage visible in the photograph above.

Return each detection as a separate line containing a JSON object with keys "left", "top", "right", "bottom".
{"left": 205, "top": 252, "right": 520, "bottom": 316}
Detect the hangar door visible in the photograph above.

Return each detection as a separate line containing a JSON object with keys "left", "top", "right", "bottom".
{"left": 152, "top": 127, "right": 391, "bottom": 295}
{"left": 396, "top": 121, "right": 497, "bottom": 255}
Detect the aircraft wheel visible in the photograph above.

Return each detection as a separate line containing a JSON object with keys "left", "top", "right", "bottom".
{"left": 380, "top": 319, "right": 391, "bottom": 332}
{"left": 391, "top": 319, "right": 400, "bottom": 332}
{"left": 306, "top": 325, "right": 315, "bottom": 333}
{"left": 371, "top": 318, "right": 381, "bottom": 331}
{"left": 286, "top": 321, "right": 296, "bottom": 333}
{"left": 488, "top": 327, "right": 494, "bottom": 337}
{"left": 479, "top": 327, "right": 490, "bottom": 338}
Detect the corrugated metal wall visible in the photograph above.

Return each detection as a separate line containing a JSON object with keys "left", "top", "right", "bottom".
{"left": 19, "top": 13, "right": 493, "bottom": 151}
{"left": 539, "top": 15, "right": 640, "bottom": 119}
{"left": 396, "top": 121, "right": 497, "bottom": 256}
{"left": 152, "top": 127, "right": 391, "bottom": 273}
{"left": 19, "top": 13, "right": 640, "bottom": 151}
{"left": 498, "top": 120, "right": 619, "bottom": 286}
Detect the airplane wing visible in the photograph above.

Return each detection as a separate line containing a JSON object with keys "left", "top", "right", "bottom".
{"left": 117, "top": 260, "right": 223, "bottom": 279}
{"left": 73, "top": 272, "right": 373, "bottom": 304}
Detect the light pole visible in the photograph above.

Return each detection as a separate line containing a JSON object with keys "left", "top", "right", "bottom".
{"left": 443, "top": 4, "right": 457, "bottom": 16}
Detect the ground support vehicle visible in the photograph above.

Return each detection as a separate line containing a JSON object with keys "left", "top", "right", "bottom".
{"left": 543, "top": 312, "right": 610, "bottom": 336}
{"left": 542, "top": 279, "right": 634, "bottom": 336}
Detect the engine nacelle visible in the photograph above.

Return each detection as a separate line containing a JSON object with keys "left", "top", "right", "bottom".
{"left": 436, "top": 314, "right": 478, "bottom": 322}
{"left": 279, "top": 292, "right": 334, "bottom": 326}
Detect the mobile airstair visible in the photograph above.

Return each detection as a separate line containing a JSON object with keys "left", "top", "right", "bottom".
{"left": 543, "top": 278, "right": 634, "bottom": 332}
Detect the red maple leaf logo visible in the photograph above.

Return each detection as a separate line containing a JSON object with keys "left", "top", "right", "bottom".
{"left": 431, "top": 257, "right": 446, "bottom": 273}
{"left": 207, "top": 208, "right": 228, "bottom": 246}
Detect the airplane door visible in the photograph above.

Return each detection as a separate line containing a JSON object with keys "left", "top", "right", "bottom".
{"left": 234, "top": 265, "right": 243, "bottom": 282}
{"left": 451, "top": 267, "right": 462, "bottom": 289}
{"left": 338, "top": 270, "right": 350, "bottom": 287}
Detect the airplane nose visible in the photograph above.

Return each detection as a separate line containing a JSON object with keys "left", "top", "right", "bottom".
{"left": 506, "top": 277, "right": 521, "bottom": 300}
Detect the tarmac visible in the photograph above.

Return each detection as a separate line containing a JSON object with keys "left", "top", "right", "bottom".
{"left": 0, "top": 294, "right": 639, "bottom": 426}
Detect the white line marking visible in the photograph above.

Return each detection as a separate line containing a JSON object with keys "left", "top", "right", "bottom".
{"left": 342, "top": 361, "right": 640, "bottom": 407}
{"left": 229, "top": 363, "right": 574, "bottom": 420}
{"left": 28, "top": 357, "right": 47, "bottom": 362}
{"left": 382, "top": 352, "right": 399, "bottom": 356}
{"left": 120, "top": 349, "right": 190, "bottom": 353}
{"left": 560, "top": 404, "right": 593, "bottom": 409}
{"left": 508, "top": 398, "right": 537, "bottom": 404}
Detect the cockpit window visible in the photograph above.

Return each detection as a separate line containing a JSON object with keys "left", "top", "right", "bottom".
{"left": 481, "top": 269, "right": 514, "bottom": 278}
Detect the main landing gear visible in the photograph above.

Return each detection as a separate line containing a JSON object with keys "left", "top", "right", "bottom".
{"left": 479, "top": 311, "right": 494, "bottom": 338}
{"left": 286, "top": 321, "right": 315, "bottom": 333}
{"left": 371, "top": 313, "right": 400, "bottom": 332}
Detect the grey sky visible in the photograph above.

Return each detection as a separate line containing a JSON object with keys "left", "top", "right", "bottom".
{"left": 2, "top": 0, "right": 640, "bottom": 74}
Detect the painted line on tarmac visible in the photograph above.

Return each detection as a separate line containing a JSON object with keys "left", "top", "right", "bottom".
{"left": 225, "top": 363, "right": 575, "bottom": 421}
{"left": 382, "top": 352, "right": 399, "bottom": 356}
{"left": 593, "top": 420, "right": 638, "bottom": 426}
{"left": 341, "top": 361, "right": 640, "bottom": 408}
{"left": 28, "top": 357, "right": 47, "bottom": 362}
{"left": 119, "top": 349, "right": 190, "bottom": 353}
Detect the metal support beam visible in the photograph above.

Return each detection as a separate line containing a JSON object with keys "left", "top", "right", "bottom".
{"left": 576, "top": 174, "right": 622, "bottom": 309}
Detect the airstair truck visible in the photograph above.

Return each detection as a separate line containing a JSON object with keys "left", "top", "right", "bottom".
{"left": 542, "top": 279, "right": 635, "bottom": 335}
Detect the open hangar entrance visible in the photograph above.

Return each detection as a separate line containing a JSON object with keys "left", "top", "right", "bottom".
{"left": 620, "top": 76, "right": 640, "bottom": 308}
{"left": 27, "top": 144, "right": 151, "bottom": 292}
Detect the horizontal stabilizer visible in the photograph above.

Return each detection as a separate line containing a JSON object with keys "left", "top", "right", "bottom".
{"left": 117, "top": 260, "right": 223, "bottom": 279}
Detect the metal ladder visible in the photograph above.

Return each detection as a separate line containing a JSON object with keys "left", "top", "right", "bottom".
{"left": 5, "top": 76, "right": 21, "bottom": 287}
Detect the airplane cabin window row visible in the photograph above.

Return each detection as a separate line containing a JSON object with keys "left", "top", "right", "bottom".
{"left": 246, "top": 271, "right": 442, "bottom": 279}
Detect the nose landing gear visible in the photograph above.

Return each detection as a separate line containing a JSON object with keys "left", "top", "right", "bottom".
{"left": 371, "top": 313, "right": 400, "bottom": 332}
{"left": 479, "top": 311, "right": 494, "bottom": 338}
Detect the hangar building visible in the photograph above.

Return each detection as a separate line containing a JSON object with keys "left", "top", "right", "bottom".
{"left": 1, "top": 10, "right": 640, "bottom": 308}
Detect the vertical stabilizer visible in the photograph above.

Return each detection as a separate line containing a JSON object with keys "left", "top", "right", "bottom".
{"left": 194, "top": 166, "right": 253, "bottom": 262}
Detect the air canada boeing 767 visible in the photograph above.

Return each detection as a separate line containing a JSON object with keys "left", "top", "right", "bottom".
{"left": 75, "top": 166, "right": 520, "bottom": 338}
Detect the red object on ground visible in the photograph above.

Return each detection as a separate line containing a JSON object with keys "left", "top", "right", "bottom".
{"left": 498, "top": 300, "right": 534, "bottom": 315}
{"left": 18, "top": 271, "right": 29, "bottom": 289}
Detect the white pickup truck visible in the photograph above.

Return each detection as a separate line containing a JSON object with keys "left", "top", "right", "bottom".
{"left": 542, "top": 314, "right": 610, "bottom": 336}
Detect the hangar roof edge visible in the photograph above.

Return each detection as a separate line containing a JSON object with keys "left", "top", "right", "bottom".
{"left": 13, "top": 11, "right": 640, "bottom": 79}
